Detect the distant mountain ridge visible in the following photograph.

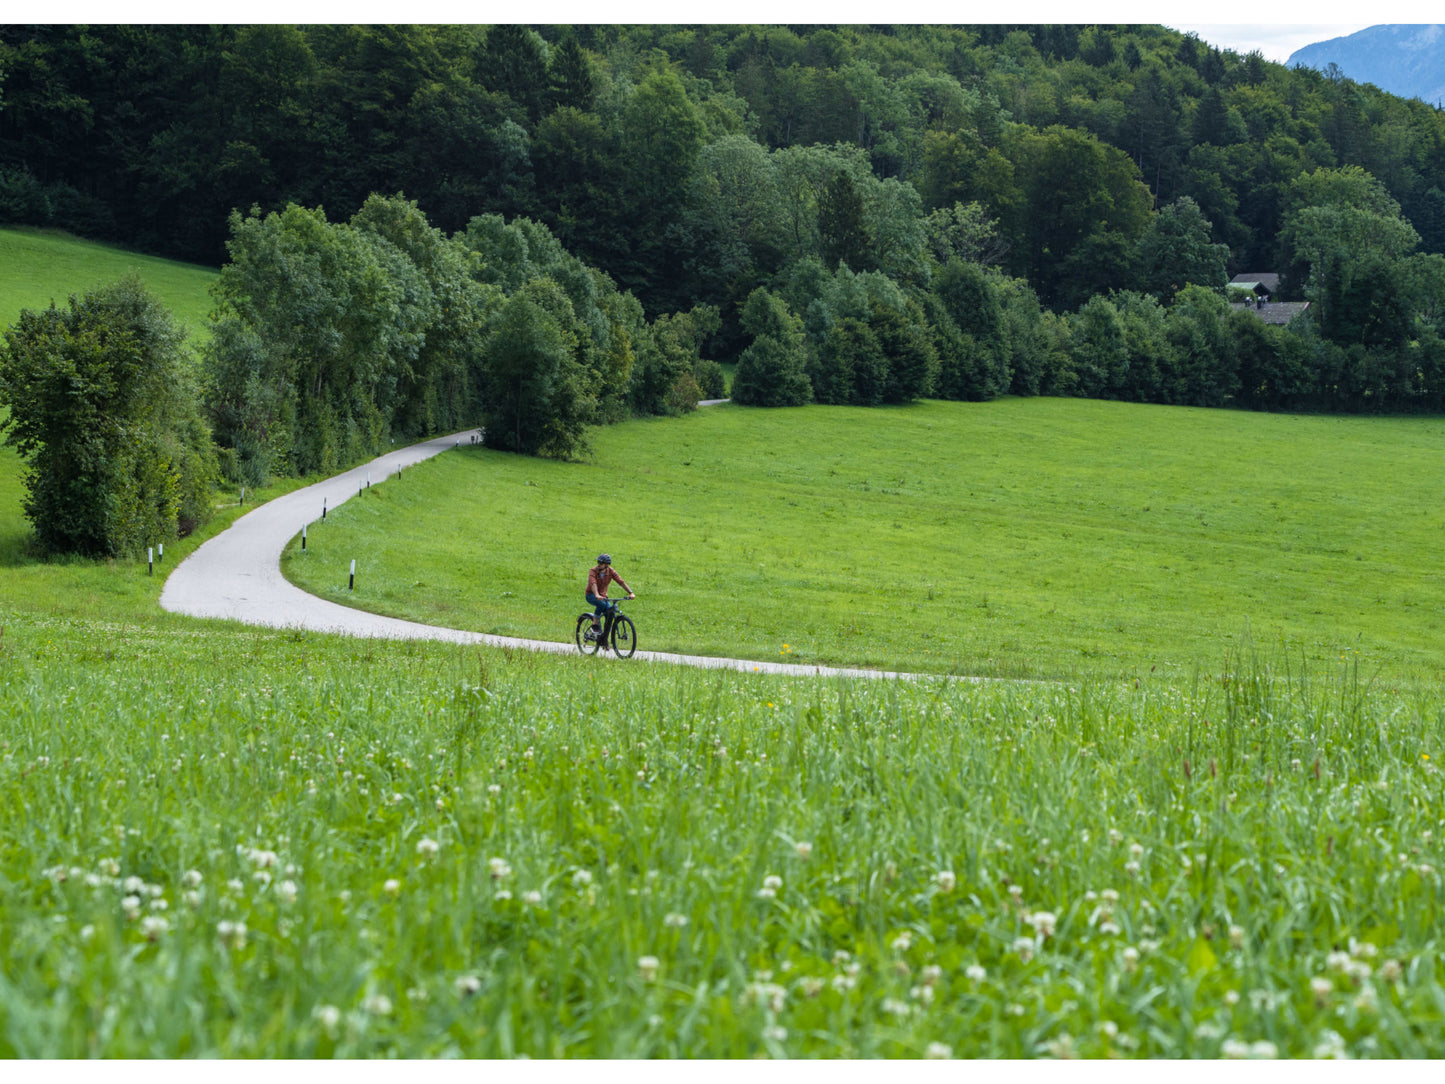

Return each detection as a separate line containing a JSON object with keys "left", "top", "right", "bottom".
{"left": 1288, "top": 24, "right": 1445, "bottom": 105}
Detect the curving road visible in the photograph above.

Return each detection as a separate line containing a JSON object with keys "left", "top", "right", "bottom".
{"left": 160, "top": 431, "right": 930, "bottom": 681}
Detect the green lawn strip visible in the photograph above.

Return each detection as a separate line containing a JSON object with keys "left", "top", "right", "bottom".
{"left": 0, "top": 226, "right": 218, "bottom": 343}
{"left": 284, "top": 398, "right": 1445, "bottom": 683}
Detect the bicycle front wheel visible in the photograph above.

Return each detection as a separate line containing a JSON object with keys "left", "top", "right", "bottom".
{"left": 575, "top": 613, "right": 603, "bottom": 655}
{"left": 611, "top": 614, "right": 637, "bottom": 658}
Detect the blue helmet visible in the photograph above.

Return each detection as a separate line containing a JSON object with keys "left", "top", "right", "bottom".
{"left": 597, "top": 553, "right": 611, "bottom": 565}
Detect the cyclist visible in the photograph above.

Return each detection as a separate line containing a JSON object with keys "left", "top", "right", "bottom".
{"left": 585, "top": 553, "right": 635, "bottom": 643}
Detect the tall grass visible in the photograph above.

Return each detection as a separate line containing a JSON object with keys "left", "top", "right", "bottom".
{"left": 1, "top": 615, "right": 1441, "bottom": 1057}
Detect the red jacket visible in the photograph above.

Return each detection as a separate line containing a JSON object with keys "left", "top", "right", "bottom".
{"left": 587, "top": 565, "right": 630, "bottom": 598}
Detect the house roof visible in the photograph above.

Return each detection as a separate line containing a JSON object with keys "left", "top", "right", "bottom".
{"left": 1229, "top": 272, "right": 1280, "bottom": 292}
{"left": 1230, "top": 300, "right": 1310, "bottom": 325}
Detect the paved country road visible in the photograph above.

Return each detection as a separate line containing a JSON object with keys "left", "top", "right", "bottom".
{"left": 160, "top": 431, "right": 933, "bottom": 681}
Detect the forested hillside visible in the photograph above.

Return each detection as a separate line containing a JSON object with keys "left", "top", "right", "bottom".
{"left": 5, "top": 23, "right": 1445, "bottom": 434}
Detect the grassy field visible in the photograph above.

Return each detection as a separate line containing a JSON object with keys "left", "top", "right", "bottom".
{"left": 0, "top": 226, "right": 218, "bottom": 342}
{"left": 4, "top": 232, "right": 1445, "bottom": 1056}
{"left": 2, "top": 605, "right": 1444, "bottom": 1057}
{"left": 285, "top": 398, "right": 1445, "bottom": 683}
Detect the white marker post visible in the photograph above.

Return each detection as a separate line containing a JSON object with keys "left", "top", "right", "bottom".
{"left": 147, "top": 547, "right": 154, "bottom": 576}
{"left": 301, "top": 524, "right": 307, "bottom": 551}
{"left": 349, "top": 559, "right": 356, "bottom": 592}
{"left": 240, "top": 486, "right": 245, "bottom": 505}
{"left": 157, "top": 542, "right": 163, "bottom": 562}
{"left": 323, "top": 497, "right": 327, "bottom": 520}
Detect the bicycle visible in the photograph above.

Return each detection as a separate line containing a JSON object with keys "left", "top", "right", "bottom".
{"left": 574, "top": 597, "right": 637, "bottom": 658}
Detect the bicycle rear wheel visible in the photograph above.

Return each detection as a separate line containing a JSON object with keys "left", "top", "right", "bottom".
{"left": 611, "top": 614, "right": 637, "bottom": 658}
{"left": 575, "top": 613, "right": 603, "bottom": 655}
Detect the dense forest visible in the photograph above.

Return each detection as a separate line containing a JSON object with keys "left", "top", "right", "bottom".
{"left": 6, "top": 23, "right": 1445, "bottom": 520}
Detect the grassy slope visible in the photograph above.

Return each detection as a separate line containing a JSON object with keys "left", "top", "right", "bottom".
{"left": 285, "top": 398, "right": 1445, "bottom": 682}
{"left": 0, "top": 226, "right": 218, "bottom": 342}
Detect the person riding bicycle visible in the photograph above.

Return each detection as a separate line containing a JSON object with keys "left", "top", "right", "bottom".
{"left": 585, "top": 553, "right": 634, "bottom": 641}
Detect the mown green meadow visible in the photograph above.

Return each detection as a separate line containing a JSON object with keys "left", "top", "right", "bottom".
{"left": 0, "top": 226, "right": 218, "bottom": 342}
{"left": 285, "top": 398, "right": 1445, "bottom": 684}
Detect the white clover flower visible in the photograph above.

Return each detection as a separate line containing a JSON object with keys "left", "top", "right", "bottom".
{"left": 572, "top": 869, "right": 593, "bottom": 888}
{"left": 1028, "top": 911, "right": 1057, "bottom": 938}
{"left": 248, "top": 849, "right": 278, "bottom": 870}
{"left": 1108, "top": 829, "right": 1123, "bottom": 846}
{"left": 921, "top": 964, "right": 943, "bottom": 986}
{"left": 313, "top": 1004, "right": 341, "bottom": 1034}
{"left": 100, "top": 858, "right": 121, "bottom": 877}
{"left": 1224, "top": 990, "right": 1241, "bottom": 1006}
{"left": 1098, "top": 1021, "right": 1118, "bottom": 1039}
{"left": 1121, "top": 946, "right": 1140, "bottom": 971}
{"left": 1101, "top": 889, "right": 1119, "bottom": 903}
{"left": 416, "top": 838, "right": 440, "bottom": 858}
{"left": 794, "top": 841, "right": 812, "bottom": 861}
{"left": 1350, "top": 939, "right": 1378, "bottom": 959}
{"left": 756, "top": 886, "right": 776, "bottom": 900}
{"left": 910, "top": 983, "right": 935, "bottom": 1005}
{"left": 1249, "top": 1040, "right": 1278, "bottom": 1059}
{"left": 832, "top": 950, "right": 851, "bottom": 966}
{"left": 383, "top": 878, "right": 401, "bottom": 896}
{"left": 488, "top": 857, "right": 512, "bottom": 880}
{"left": 1124, "top": 861, "right": 1141, "bottom": 878}
{"left": 252, "top": 870, "right": 272, "bottom": 887}
{"left": 1013, "top": 937, "right": 1036, "bottom": 963}
{"left": 226, "top": 878, "right": 244, "bottom": 894}
{"left": 454, "top": 975, "right": 482, "bottom": 997}
{"left": 183, "top": 869, "right": 203, "bottom": 888}
{"left": 216, "top": 920, "right": 248, "bottom": 949}
{"left": 1314, "top": 1030, "right": 1348, "bottom": 1059}
{"left": 762, "top": 1024, "right": 788, "bottom": 1042}
{"left": 1229, "top": 924, "right": 1245, "bottom": 949}
{"left": 1326, "top": 951, "right": 1351, "bottom": 972}
{"left": 522, "top": 890, "right": 542, "bottom": 906}
{"left": 275, "top": 880, "right": 299, "bottom": 904}
{"left": 935, "top": 870, "right": 956, "bottom": 892}
{"left": 1380, "top": 959, "right": 1404, "bottom": 983}
{"left": 830, "top": 974, "right": 857, "bottom": 993}
{"left": 763, "top": 874, "right": 783, "bottom": 891}
{"left": 122, "top": 875, "right": 145, "bottom": 894}
{"left": 664, "top": 912, "right": 688, "bottom": 928}
{"left": 140, "top": 915, "right": 169, "bottom": 939}
{"left": 362, "top": 994, "right": 393, "bottom": 1017}
{"left": 1220, "top": 1039, "right": 1249, "bottom": 1059}
{"left": 1007, "top": 884, "right": 1024, "bottom": 900}
{"left": 1353, "top": 986, "right": 1379, "bottom": 1013}
{"left": 1129, "top": 843, "right": 1144, "bottom": 859}
{"left": 924, "top": 1042, "right": 952, "bottom": 1059}
{"left": 494, "top": 889, "right": 512, "bottom": 902}
{"left": 1310, "top": 976, "right": 1333, "bottom": 1001}
{"left": 965, "top": 963, "right": 986, "bottom": 982}
{"left": 637, "top": 955, "right": 660, "bottom": 982}
{"left": 121, "top": 895, "right": 142, "bottom": 920}
{"left": 487, "top": 784, "right": 502, "bottom": 795}
{"left": 1099, "top": 921, "right": 1121, "bottom": 936}
{"left": 881, "top": 997, "right": 913, "bottom": 1018}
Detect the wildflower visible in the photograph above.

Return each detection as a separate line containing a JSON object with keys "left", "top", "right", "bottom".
{"left": 121, "top": 895, "right": 142, "bottom": 920}
{"left": 1129, "top": 843, "right": 1144, "bottom": 859}
{"left": 362, "top": 994, "right": 393, "bottom": 1017}
{"left": 1380, "top": 959, "right": 1404, "bottom": 983}
{"left": 1310, "top": 977, "right": 1333, "bottom": 1003}
{"left": 123, "top": 875, "right": 146, "bottom": 894}
{"left": 1124, "top": 860, "right": 1141, "bottom": 878}
{"left": 216, "top": 920, "right": 248, "bottom": 949}
{"left": 1008, "top": 884, "right": 1024, "bottom": 900}
{"left": 910, "top": 983, "right": 935, "bottom": 1005}
{"left": 1250, "top": 1040, "right": 1278, "bottom": 1059}
{"left": 383, "top": 878, "right": 401, "bottom": 896}
{"left": 182, "top": 870, "right": 203, "bottom": 888}
{"left": 635, "top": 954, "right": 660, "bottom": 982}
{"left": 924, "top": 1042, "right": 952, "bottom": 1059}
{"left": 763, "top": 874, "right": 783, "bottom": 891}
{"left": 965, "top": 963, "right": 986, "bottom": 982}
{"left": 936, "top": 870, "right": 956, "bottom": 892}
{"left": 487, "top": 784, "right": 501, "bottom": 795}
{"left": 1028, "top": 911, "right": 1057, "bottom": 938}
{"left": 1229, "top": 924, "right": 1245, "bottom": 949}
{"left": 1101, "top": 888, "right": 1119, "bottom": 903}
{"left": 881, "top": 997, "right": 913, "bottom": 1018}
{"left": 921, "top": 964, "right": 943, "bottom": 986}
{"left": 1314, "top": 1030, "right": 1348, "bottom": 1059}
{"left": 1098, "top": 1021, "right": 1119, "bottom": 1039}
{"left": 140, "top": 915, "right": 169, "bottom": 940}
{"left": 493, "top": 889, "right": 512, "bottom": 901}
{"left": 1013, "top": 936, "right": 1036, "bottom": 963}
{"left": 794, "top": 841, "right": 813, "bottom": 861}
{"left": 763, "top": 1025, "right": 788, "bottom": 1042}
{"left": 416, "top": 838, "right": 440, "bottom": 859}
{"left": 313, "top": 1005, "right": 341, "bottom": 1034}
{"left": 664, "top": 912, "right": 688, "bottom": 928}
{"left": 488, "top": 857, "right": 512, "bottom": 880}
{"left": 1220, "top": 1039, "right": 1250, "bottom": 1059}
{"left": 275, "top": 880, "right": 298, "bottom": 905}
{"left": 79, "top": 924, "right": 95, "bottom": 944}
{"left": 522, "top": 890, "right": 542, "bottom": 906}
{"left": 572, "top": 869, "right": 593, "bottom": 888}
{"left": 1121, "top": 946, "right": 1140, "bottom": 972}
{"left": 1044, "top": 1033, "right": 1077, "bottom": 1058}
{"left": 832, "top": 950, "right": 851, "bottom": 966}
{"left": 1224, "top": 990, "right": 1240, "bottom": 1006}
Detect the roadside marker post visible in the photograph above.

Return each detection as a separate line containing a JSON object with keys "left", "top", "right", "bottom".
{"left": 349, "top": 559, "right": 356, "bottom": 592}
{"left": 157, "top": 543, "right": 163, "bottom": 562}
{"left": 323, "top": 498, "right": 327, "bottom": 520}
{"left": 148, "top": 547, "right": 154, "bottom": 576}
{"left": 301, "top": 524, "right": 307, "bottom": 551}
